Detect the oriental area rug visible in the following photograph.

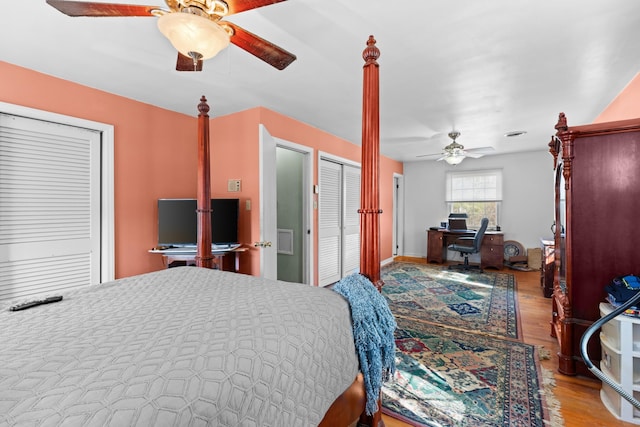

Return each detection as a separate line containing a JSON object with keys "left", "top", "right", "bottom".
{"left": 382, "top": 262, "right": 520, "bottom": 339}
{"left": 380, "top": 262, "right": 563, "bottom": 427}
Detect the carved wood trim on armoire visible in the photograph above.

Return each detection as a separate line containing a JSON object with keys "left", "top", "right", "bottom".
{"left": 548, "top": 113, "right": 640, "bottom": 376}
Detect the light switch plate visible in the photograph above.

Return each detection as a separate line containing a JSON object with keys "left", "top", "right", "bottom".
{"left": 228, "top": 179, "right": 241, "bottom": 192}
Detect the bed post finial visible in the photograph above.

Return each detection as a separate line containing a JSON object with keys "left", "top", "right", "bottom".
{"left": 196, "top": 95, "right": 213, "bottom": 268}
{"left": 362, "top": 35, "right": 380, "bottom": 67}
{"left": 198, "top": 95, "right": 210, "bottom": 115}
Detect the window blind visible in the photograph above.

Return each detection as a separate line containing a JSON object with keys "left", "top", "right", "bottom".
{"left": 446, "top": 169, "right": 503, "bottom": 202}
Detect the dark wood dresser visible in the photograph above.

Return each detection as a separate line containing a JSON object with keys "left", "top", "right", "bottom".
{"left": 549, "top": 113, "right": 640, "bottom": 376}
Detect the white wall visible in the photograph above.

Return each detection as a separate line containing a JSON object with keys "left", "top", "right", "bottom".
{"left": 402, "top": 149, "right": 554, "bottom": 260}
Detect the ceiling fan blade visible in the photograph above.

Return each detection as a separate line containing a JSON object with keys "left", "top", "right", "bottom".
{"left": 464, "top": 152, "right": 485, "bottom": 158}
{"left": 224, "top": 22, "right": 296, "bottom": 70}
{"left": 46, "top": 0, "right": 158, "bottom": 17}
{"left": 466, "top": 146, "right": 495, "bottom": 153}
{"left": 416, "top": 152, "right": 444, "bottom": 159}
{"left": 176, "top": 52, "right": 203, "bottom": 71}
{"left": 227, "top": 0, "right": 287, "bottom": 15}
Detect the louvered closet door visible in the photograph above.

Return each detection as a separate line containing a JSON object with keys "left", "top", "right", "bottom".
{"left": 318, "top": 159, "right": 342, "bottom": 286}
{"left": 0, "top": 113, "right": 101, "bottom": 300}
{"left": 342, "top": 164, "right": 361, "bottom": 276}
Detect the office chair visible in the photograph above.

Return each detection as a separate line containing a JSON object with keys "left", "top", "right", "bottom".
{"left": 448, "top": 217, "right": 489, "bottom": 271}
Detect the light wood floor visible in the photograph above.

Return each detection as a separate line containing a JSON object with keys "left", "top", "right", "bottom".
{"left": 382, "top": 259, "right": 636, "bottom": 427}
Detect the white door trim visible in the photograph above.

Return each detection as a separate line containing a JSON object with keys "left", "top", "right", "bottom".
{"left": 0, "top": 101, "right": 115, "bottom": 283}
{"left": 274, "top": 138, "right": 314, "bottom": 285}
{"left": 393, "top": 173, "right": 404, "bottom": 258}
{"left": 319, "top": 151, "right": 361, "bottom": 169}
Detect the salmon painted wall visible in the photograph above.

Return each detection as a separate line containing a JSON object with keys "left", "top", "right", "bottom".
{"left": 594, "top": 72, "right": 640, "bottom": 123}
{"left": 1, "top": 61, "right": 198, "bottom": 278}
{"left": 210, "top": 106, "right": 404, "bottom": 283}
{"left": 2, "top": 62, "right": 402, "bottom": 283}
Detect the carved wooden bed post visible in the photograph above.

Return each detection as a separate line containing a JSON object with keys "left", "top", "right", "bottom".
{"left": 196, "top": 96, "right": 213, "bottom": 268}
{"left": 358, "top": 35, "right": 385, "bottom": 427}
{"left": 359, "top": 35, "right": 383, "bottom": 291}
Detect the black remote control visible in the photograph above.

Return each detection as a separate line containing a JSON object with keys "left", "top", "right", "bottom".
{"left": 9, "top": 295, "right": 63, "bottom": 311}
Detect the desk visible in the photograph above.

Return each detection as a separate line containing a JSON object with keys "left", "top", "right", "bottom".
{"left": 149, "top": 247, "right": 247, "bottom": 272}
{"left": 426, "top": 228, "right": 504, "bottom": 270}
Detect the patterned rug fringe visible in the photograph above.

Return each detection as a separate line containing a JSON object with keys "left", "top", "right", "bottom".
{"left": 539, "top": 366, "right": 565, "bottom": 427}
{"left": 538, "top": 346, "right": 552, "bottom": 360}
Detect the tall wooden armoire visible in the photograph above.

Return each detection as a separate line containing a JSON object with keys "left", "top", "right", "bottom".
{"left": 549, "top": 113, "right": 640, "bottom": 376}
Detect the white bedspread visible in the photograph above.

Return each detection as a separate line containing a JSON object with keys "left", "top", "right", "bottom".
{"left": 0, "top": 267, "right": 358, "bottom": 427}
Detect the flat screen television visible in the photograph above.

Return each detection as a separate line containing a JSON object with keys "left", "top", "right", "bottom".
{"left": 157, "top": 198, "right": 239, "bottom": 247}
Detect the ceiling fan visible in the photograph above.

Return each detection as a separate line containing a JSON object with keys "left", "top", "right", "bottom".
{"left": 46, "top": 0, "right": 296, "bottom": 71}
{"left": 417, "top": 131, "right": 494, "bottom": 165}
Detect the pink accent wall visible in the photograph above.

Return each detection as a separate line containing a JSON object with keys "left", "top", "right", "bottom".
{"left": 1, "top": 61, "right": 403, "bottom": 284}
{"left": 210, "top": 107, "right": 403, "bottom": 282}
{"left": 1, "top": 61, "right": 197, "bottom": 278}
{"left": 594, "top": 72, "right": 640, "bottom": 123}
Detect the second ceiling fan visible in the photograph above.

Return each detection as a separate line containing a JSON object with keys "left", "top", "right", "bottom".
{"left": 417, "top": 131, "right": 494, "bottom": 165}
{"left": 46, "top": 0, "right": 297, "bottom": 71}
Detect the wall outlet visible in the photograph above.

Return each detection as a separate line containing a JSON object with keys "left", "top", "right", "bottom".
{"left": 228, "top": 179, "right": 241, "bottom": 192}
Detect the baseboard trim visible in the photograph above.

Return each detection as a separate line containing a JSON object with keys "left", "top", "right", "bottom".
{"left": 393, "top": 256, "right": 426, "bottom": 264}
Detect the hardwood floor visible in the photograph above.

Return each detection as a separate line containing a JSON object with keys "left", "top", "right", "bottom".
{"left": 381, "top": 259, "right": 636, "bottom": 427}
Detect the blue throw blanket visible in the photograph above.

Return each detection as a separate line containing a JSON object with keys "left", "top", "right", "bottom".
{"left": 333, "top": 273, "right": 396, "bottom": 415}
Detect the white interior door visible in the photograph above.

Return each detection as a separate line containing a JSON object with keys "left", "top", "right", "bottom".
{"left": 259, "top": 124, "right": 277, "bottom": 280}
{"left": 318, "top": 158, "right": 361, "bottom": 286}
{"left": 318, "top": 159, "right": 342, "bottom": 286}
{"left": 342, "top": 164, "right": 361, "bottom": 276}
{"left": 393, "top": 173, "right": 404, "bottom": 257}
{"left": 0, "top": 113, "right": 101, "bottom": 300}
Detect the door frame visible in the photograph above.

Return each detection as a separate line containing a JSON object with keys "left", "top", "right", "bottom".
{"left": 274, "top": 139, "right": 314, "bottom": 285}
{"left": 393, "top": 173, "right": 404, "bottom": 258}
{"left": 0, "top": 101, "right": 115, "bottom": 283}
{"left": 259, "top": 124, "right": 314, "bottom": 284}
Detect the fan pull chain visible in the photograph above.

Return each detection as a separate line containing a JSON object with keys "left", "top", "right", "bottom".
{"left": 189, "top": 51, "right": 203, "bottom": 71}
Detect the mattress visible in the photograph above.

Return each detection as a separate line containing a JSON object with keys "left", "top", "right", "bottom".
{"left": 0, "top": 267, "right": 358, "bottom": 426}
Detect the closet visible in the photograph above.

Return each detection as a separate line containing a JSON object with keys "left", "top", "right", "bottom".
{"left": 318, "top": 158, "right": 360, "bottom": 286}
{"left": 549, "top": 113, "right": 640, "bottom": 376}
{"left": 0, "top": 113, "right": 102, "bottom": 300}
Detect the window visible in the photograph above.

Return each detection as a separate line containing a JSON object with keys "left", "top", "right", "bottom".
{"left": 445, "top": 169, "right": 502, "bottom": 229}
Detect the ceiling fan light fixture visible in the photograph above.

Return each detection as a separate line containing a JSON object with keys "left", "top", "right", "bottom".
{"left": 444, "top": 154, "right": 464, "bottom": 165}
{"left": 157, "top": 12, "right": 230, "bottom": 60}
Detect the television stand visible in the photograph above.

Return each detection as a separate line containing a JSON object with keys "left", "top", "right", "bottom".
{"left": 149, "top": 247, "right": 247, "bottom": 272}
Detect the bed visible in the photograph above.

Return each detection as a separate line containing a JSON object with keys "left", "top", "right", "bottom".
{"left": 0, "top": 36, "right": 385, "bottom": 426}
{"left": 0, "top": 267, "right": 362, "bottom": 426}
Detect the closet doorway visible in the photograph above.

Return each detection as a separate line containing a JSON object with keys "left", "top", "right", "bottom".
{"left": 259, "top": 125, "right": 313, "bottom": 285}
{"left": 0, "top": 102, "right": 114, "bottom": 301}
{"left": 318, "top": 154, "right": 361, "bottom": 287}
{"left": 276, "top": 144, "right": 312, "bottom": 284}
{"left": 393, "top": 173, "right": 404, "bottom": 257}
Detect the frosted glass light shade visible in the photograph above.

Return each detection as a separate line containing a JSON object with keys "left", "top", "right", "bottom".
{"left": 444, "top": 155, "right": 464, "bottom": 165}
{"left": 158, "top": 12, "right": 230, "bottom": 59}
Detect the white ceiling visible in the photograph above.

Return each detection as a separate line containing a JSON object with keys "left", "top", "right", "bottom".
{"left": 3, "top": 1, "right": 640, "bottom": 162}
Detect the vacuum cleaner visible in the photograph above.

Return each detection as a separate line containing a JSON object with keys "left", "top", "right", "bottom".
{"left": 580, "top": 290, "right": 640, "bottom": 410}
